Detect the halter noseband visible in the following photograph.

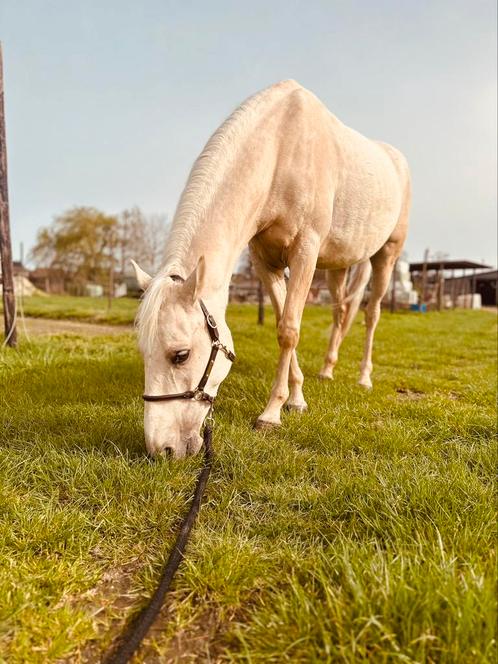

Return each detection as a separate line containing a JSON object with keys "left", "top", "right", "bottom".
{"left": 142, "top": 275, "right": 235, "bottom": 406}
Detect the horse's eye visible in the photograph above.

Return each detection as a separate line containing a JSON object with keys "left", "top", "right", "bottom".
{"left": 172, "top": 350, "right": 190, "bottom": 365}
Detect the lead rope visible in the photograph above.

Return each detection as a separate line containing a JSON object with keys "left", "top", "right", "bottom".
{"left": 104, "top": 419, "right": 214, "bottom": 664}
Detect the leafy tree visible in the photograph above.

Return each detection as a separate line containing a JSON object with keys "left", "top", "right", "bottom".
{"left": 30, "top": 207, "right": 118, "bottom": 295}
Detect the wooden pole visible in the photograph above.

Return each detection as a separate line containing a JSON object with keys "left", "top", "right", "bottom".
{"left": 257, "top": 279, "right": 264, "bottom": 325}
{"left": 19, "top": 240, "right": 24, "bottom": 310}
{"left": 441, "top": 263, "right": 445, "bottom": 310}
{"left": 107, "top": 227, "right": 115, "bottom": 311}
{"left": 421, "top": 247, "right": 429, "bottom": 306}
{"left": 0, "top": 43, "right": 16, "bottom": 347}
{"left": 437, "top": 263, "right": 445, "bottom": 311}
{"left": 390, "top": 260, "right": 397, "bottom": 313}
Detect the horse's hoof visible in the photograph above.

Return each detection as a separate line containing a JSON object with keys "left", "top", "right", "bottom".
{"left": 284, "top": 403, "right": 308, "bottom": 413}
{"left": 318, "top": 373, "right": 333, "bottom": 381}
{"left": 358, "top": 380, "right": 373, "bottom": 390}
{"left": 253, "top": 418, "right": 280, "bottom": 431}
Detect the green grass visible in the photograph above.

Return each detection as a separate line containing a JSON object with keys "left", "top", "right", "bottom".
{"left": 0, "top": 307, "right": 496, "bottom": 663}
{"left": 2, "top": 294, "right": 138, "bottom": 325}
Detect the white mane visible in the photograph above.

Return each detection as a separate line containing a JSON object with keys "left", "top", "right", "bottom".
{"left": 136, "top": 80, "right": 299, "bottom": 354}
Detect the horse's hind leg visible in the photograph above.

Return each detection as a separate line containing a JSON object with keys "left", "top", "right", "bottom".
{"left": 250, "top": 252, "right": 308, "bottom": 415}
{"left": 359, "top": 244, "right": 398, "bottom": 388}
{"left": 319, "top": 268, "right": 347, "bottom": 379}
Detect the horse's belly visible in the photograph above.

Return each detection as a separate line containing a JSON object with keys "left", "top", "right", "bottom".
{"left": 317, "top": 238, "right": 380, "bottom": 269}
{"left": 317, "top": 208, "right": 399, "bottom": 269}
{"left": 317, "top": 163, "right": 404, "bottom": 269}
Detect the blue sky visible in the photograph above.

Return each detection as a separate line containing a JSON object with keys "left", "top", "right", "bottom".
{"left": 1, "top": 0, "right": 496, "bottom": 266}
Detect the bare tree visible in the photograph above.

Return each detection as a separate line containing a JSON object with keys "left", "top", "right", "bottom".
{"left": 118, "top": 207, "right": 169, "bottom": 277}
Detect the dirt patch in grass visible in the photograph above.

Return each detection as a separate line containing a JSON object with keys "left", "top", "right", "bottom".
{"left": 22, "top": 317, "right": 132, "bottom": 337}
{"left": 73, "top": 560, "right": 226, "bottom": 663}
{"left": 395, "top": 387, "right": 425, "bottom": 400}
{"left": 139, "top": 606, "right": 226, "bottom": 663}
{"left": 63, "top": 559, "right": 142, "bottom": 663}
{"left": 95, "top": 591, "right": 225, "bottom": 664}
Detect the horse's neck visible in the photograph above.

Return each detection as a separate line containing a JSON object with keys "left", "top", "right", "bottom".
{"left": 162, "top": 177, "right": 267, "bottom": 314}
{"left": 162, "top": 206, "right": 258, "bottom": 315}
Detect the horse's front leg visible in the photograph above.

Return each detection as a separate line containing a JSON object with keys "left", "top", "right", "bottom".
{"left": 255, "top": 238, "right": 319, "bottom": 429}
{"left": 249, "top": 250, "right": 307, "bottom": 413}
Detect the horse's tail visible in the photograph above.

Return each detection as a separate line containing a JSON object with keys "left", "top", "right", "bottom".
{"left": 340, "top": 260, "right": 372, "bottom": 336}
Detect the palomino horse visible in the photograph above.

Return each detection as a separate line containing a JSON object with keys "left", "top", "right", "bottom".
{"left": 133, "top": 80, "right": 411, "bottom": 457}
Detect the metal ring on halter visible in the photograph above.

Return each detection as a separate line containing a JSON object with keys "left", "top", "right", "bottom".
{"left": 206, "top": 403, "right": 215, "bottom": 428}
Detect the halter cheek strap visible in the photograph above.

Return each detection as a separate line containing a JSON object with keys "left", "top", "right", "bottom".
{"left": 142, "top": 280, "right": 235, "bottom": 405}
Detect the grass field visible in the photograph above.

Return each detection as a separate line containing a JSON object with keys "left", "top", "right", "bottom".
{"left": 0, "top": 306, "right": 496, "bottom": 663}
{"left": 2, "top": 294, "right": 138, "bottom": 326}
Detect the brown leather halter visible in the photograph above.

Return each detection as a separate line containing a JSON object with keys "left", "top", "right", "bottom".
{"left": 142, "top": 276, "right": 235, "bottom": 406}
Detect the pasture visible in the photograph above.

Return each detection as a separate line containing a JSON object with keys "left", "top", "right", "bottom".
{"left": 0, "top": 305, "right": 496, "bottom": 663}
{"left": 12, "top": 295, "right": 138, "bottom": 326}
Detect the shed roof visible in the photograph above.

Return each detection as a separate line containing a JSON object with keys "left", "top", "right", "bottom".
{"left": 443, "top": 269, "right": 498, "bottom": 282}
{"left": 471, "top": 270, "right": 497, "bottom": 281}
{"left": 409, "top": 260, "right": 492, "bottom": 272}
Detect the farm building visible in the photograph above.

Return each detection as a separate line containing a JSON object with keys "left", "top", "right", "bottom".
{"left": 29, "top": 267, "right": 66, "bottom": 294}
{"left": 0, "top": 260, "right": 44, "bottom": 297}
{"left": 409, "top": 260, "right": 495, "bottom": 309}
{"left": 229, "top": 257, "right": 497, "bottom": 310}
{"left": 0, "top": 259, "right": 28, "bottom": 281}
{"left": 442, "top": 269, "right": 497, "bottom": 307}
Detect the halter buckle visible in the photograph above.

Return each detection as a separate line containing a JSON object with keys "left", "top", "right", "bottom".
{"left": 212, "top": 339, "right": 236, "bottom": 362}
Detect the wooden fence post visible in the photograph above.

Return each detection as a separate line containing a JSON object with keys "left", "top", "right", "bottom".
{"left": 0, "top": 43, "right": 17, "bottom": 347}
{"left": 436, "top": 264, "right": 445, "bottom": 311}
{"left": 107, "top": 227, "right": 115, "bottom": 311}
{"left": 421, "top": 248, "right": 429, "bottom": 306}
{"left": 257, "top": 279, "right": 264, "bottom": 325}
{"left": 390, "top": 260, "right": 397, "bottom": 313}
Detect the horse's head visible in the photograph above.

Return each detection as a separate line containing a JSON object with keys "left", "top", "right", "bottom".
{"left": 133, "top": 257, "right": 234, "bottom": 458}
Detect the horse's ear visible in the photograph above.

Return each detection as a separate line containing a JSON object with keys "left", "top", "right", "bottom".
{"left": 131, "top": 260, "right": 152, "bottom": 291}
{"left": 184, "top": 256, "right": 207, "bottom": 303}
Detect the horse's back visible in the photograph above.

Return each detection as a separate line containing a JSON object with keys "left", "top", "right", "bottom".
{"left": 266, "top": 80, "right": 410, "bottom": 220}
{"left": 253, "top": 81, "right": 410, "bottom": 269}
